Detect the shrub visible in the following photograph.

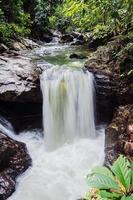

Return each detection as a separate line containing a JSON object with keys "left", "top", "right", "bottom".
{"left": 85, "top": 155, "right": 133, "bottom": 200}
{"left": 0, "top": 22, "right": 31, "bottom": 42}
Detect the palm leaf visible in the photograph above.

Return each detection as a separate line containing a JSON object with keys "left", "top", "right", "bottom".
{"left": 111, "top": 155, "right": 131, "bottom": 192}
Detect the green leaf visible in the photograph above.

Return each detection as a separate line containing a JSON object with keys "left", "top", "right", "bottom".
{"left": 91, "top": 166, "right": 115, "bottom": 180}
{"left": 86, "top": 173, "right": 120, "bottom": 190}
{"left": 111, "top": 155, "right": 131, "bottom": 191}
{"left": 121, "top": 196, "right": 133, "bottom": 200}
{"left": 100, "top": 190, "right": 122, "bottom": 199}
{"left": 131, "top": 161, "right": 133, "bottom": 186}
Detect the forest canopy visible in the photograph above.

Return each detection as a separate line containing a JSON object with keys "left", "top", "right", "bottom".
{"left": 0, "top": 0, "right": 132, "bottom": 41}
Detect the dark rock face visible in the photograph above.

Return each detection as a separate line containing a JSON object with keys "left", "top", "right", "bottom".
{"left": 0, "top": 44, "right": 9, "bottom": 53}
{"left": 69, "top": 53, "right": 87, "bottom": 59}
{"left": 0, "top": 132, "right": 31, "bottom": 200}
{"left": 94, "top": 74, "right": 118, "bottom": 123}
{"left": 41, "top": 34, "right": 53, "bottom": 43}
{"left": 71, "top": 32, "right": 85, "bottom": 45}
{"left": 32, "top": 29, "right": 54, "bottom": 43}
{"left": 60, "top": 34, "right": 74, "bottom": 43}
{"left": 85, "top": 38, "right": 133, "bottom": 122}
{"left": 88, "top": 33, "right": 113, "bottom": 49}
{"left": 105, "top": 104, "right": 133, "bottom": 165}
{"left": 0, "top": 54, "right": 42, "bottom": 103}
{"left": 0, "top": 101, "right": 42, "bottom": 132}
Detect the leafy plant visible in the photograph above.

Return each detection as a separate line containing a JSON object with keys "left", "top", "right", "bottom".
{"left": 85, "top": 155, "right": 133, "bottom": 200}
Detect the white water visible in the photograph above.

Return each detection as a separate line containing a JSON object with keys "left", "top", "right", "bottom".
{"left": 8, "top": 128, "right": 105, "bottom": 200}
{"left": 6, "top": 44, "right": 105, "bottom": 200}
{"left": 41, "top": 66, "right": 95, "bottom": 150}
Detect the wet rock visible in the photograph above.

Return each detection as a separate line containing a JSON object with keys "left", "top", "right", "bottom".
{"left": 71, "top": 40, "right": 85, "bottom": 45}
{"left": 60, "top": 34, "right": 74, "bottom": 43}
{"left": 0, "top": 132, "right": 31, "bottom": 199}
{"left": 0, "top": 44, "right": 9, "bottom": 53}
{"left": 69, "top": 53, "right": 87, "bottom": 59}
{"left": 71, "top": 32, "right": 85, "bottom": 45}
{"left": 41, "top": 34, "right": 53, "bottom": 43}
{"left": 0, "top": 101, "right": 42, "bottom": 132}
{"left": 0, "top": 54, "right": 41, "bottom": 103}
{"left": 71, "top": 32, "right": 82, "bottom": 38}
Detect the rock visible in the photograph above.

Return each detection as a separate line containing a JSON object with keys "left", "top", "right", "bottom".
{"left": 0, "top": 131, "right": 31, "bottom": 199}
{"left": 19, "top": 38, "right": 39, "bottom": 49}
{"left": 0, "top": 101, "right": 42, "bottom": 132}
{"left": 69, "top": 53, "right": 87, "bottom": 59}
{"left": 71, "top": 32, "right": 85, "bottom": 45}
{"left": 85, "top": 37, "right": 133, "bottom": 123}
{"left": 0, "top": 44, "right": 9, "bottom": 53}
{"left": 10, "top": 41, "right": 27, "bottom": 51}
{"left": 41, "top": 34, "right": 53, "bottom": 43}
{"left": 71, "top": 31, "right": 82, "bottom": 38}
{"left": 88, "top": 32, "right": 113, "bottom": 49}
{"left": 5, "top": 38, "right": 39, "bottom": 52}
{"left": 0, "top": 54, "right": 41, "bottom": 103}
{"left": 60, "top": 34, "right": 74, "bottom": 43}
{"left": 71, "top": 40, "right": 85, "bottom": 45}
{"left": 124, "top": 142, "right": 133, "bottom": 156}
{"left": 32, "top": 28, "right": 54, "bottom": 42}
{"left": 105, "top": 104, "right": 133, "bottom": 165}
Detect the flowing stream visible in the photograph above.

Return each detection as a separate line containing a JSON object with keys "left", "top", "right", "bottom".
{"left": 7, "top": 43, "right": 105, "bottom": 200}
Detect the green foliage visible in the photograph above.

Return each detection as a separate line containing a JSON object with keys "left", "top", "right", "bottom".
{"left": 0, "top": 0, "right": 32, "bottom": 41}
{"left": 0, "top": 22, "right": 31, "bottom": 42}
{"left": 118, "top": 43, "right": 133, "bottom": 78}
{"left": 0, "top": 0, "right": 132, "bottom": 41}
{"left": 85, "top": 155, "right": 133, "bottom": 200}
{"left": 50, "top": 0, "right": 133, "bottom": 34}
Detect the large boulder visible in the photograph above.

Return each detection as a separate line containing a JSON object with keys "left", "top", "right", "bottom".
{"left": 6, "top": 38, "right": 39, "bottom": 51}
{"left": 0, "top": 132, "right": 31, "bottom": 199}
{"left": 0, "top": 54, "right": 41, "bottom": 103}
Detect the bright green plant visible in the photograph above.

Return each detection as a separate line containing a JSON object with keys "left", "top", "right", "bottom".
{"left": 85, "top": 155, "right": 133, "bottom": 200}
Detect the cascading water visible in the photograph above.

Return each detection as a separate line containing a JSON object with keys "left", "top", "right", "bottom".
{"left": 7, "top": 44, "right": 105, "bottom": 200}
{"left": 41, "top": 66, "right": 95, "bottom": 150}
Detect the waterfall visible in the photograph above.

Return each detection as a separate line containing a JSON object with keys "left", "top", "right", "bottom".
{"left": 41, "top": 66, "right": 95, "bottom": 150}
{"left": 7, "top": 44, "right": 105, "bottom": 200}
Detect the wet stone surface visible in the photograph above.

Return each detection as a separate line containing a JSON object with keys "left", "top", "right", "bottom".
{"left": 0, "top": 132, "right": 31, "bottom": 200}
